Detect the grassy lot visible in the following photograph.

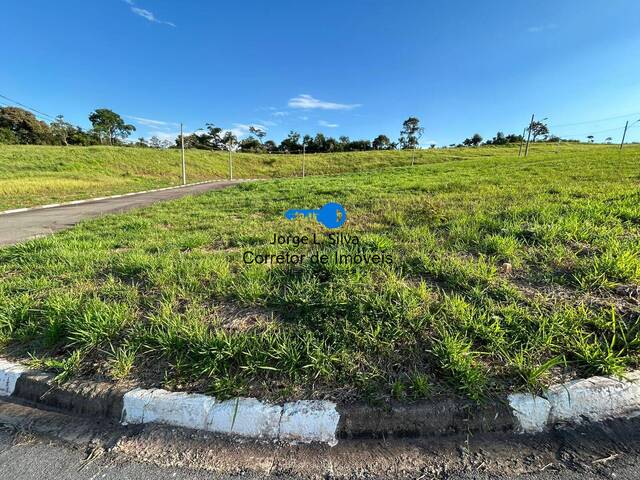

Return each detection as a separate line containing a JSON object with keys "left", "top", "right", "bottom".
{"left": 0, "top": 144, "right": 492, "bottom": 210}
{"left": 0, "top": 144, "right": 639, "bottom": 403}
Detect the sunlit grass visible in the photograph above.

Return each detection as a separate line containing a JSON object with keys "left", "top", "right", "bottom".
{"left": 0, "top": 143, "right": 639, "bottom": 403}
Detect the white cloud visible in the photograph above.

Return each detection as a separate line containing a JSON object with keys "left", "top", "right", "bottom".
{"left": 527, "top": 23, "right": 557, "bottom": 33}
{"left": 128, "top": 116, "right": 179, "bottom": 129}
{"left": 257, "top": 119, "right": 278, "bottom": 127}
{"left": 299, "top": 116, "right": 309, "bottom": 121}
{"left": 318, "top": 120, "right": 339, "bottom": 128}
{"left": 146, "top": 130, "right": 179, "bottom": 142}
{"left": 288, "top": 94, "right": 360, "bottom": 111}
{"left": 227, "top": 123, "right": 268, "bottom": 139}
{"left": 272, "top": 111, "right": 289, "bottom": 117}
{"left": 125, "top": 1, "right": 175, "bottom": 27}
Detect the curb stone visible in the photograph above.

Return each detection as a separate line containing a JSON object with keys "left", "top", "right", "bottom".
{"left": 0, "top": 179, "right": 260, "bottom": 216}
{"left": 1, "top": 358, "right": 640, "bottom": 445}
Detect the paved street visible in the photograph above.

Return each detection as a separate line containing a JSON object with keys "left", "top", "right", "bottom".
{"left": 0, "top": 181, "right": 245, "bottom": 246}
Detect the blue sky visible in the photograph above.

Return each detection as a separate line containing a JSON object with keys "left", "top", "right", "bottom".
{"left": 2, "top": 0, "right": 640, "bottom": 146}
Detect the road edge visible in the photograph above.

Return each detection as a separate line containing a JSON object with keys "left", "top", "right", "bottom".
{"left": 0, "top": 179, "right": 259, "bottom": 216}
{"left": 2, "top": 358, "right": 640, "bottom": 446}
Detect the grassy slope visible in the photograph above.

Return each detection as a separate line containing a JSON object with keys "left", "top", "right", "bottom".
{"left": 0, "top": 144, "right": 493, "bottom": 210}
{"left": 0, "top": 144, "right": 639, "bottom": 403}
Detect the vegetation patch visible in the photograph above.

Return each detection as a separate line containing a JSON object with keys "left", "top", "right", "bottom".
{"left": 0, "top": 144, "right": 639, "bottom": 404}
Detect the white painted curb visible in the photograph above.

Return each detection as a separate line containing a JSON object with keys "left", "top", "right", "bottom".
{"left": 0, "top": 359, "right": 29, "bottom": 397}
{"left": 509, "top": 371, "right": 640, "bottom": 433}
{"left": 122, "top": 388, "right": 338, "bottom": 445}
{"left": 508, "top": 393, "right": 551, "bottom": 433}
{"left": 3, "top": 357, "right": 640, "bottom": 442}
{"left": 546, "top": 371, "right": 640, "bottom": 424}
{"left": 280, "top": 400, "right": 341, "bottom": 445}
{"left": 0, "top": 179, "right": 260, "bottom": 216}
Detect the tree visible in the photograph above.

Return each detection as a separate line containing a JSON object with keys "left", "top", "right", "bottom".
{"left": 221, "top": 131, "right": 238, "bottom": 151}
{"left": 204, "top": 124, "right": 224, "bottom": 149}
{"left": 279, "top": 131, "right": 301, "bottom": 153}
{"left": 505, "top": 133, "right": 523, "bottom": 143}
{"left": 587, "top": 135, "right": 594, "bottom": 143}
{"left": 88, "top": 109, "right": 135, "bottom": 145}
{"left": 347, "top": 139, "right": 372, "bottom": 151}
{"left": 399, "top": 117, "right": 423, "bottom": 150}
{"left": 323, "top": 136, "right": 339, "bottom": 152}
{"left": 248, "top": 126, "right": 266, "bottom": 143}
{"left": 372, "top": 134, "right": 392, "bottom": 150}
{"left": 529, "top": 121, "right": 549, "bottom": 142}
{"left": 149, "top": 136, "right": 162, "bottom": 148}
{"left": 0, "top": 127, "right": 17, "bottom": 144}
{"left": 489, "top": 131, "right": 507, "bottom": 146}
{"left": 471, "top": 133, "right": 483, "bottom": 146}
{"left": 50, "top": 115, "right": 74, "bottom": 146}
{"left": 0, "top": 107, "right": 51, "bottom": 144}
{"left": 135, "top": 137, "right": 149, "bottom": 148}
{"left": 239, "top": 137, "right": 262, "bottom": 152}
{"left": 605, "top": 137, "right": 613, "bottom": 144}
{"left": 263, "top": 140, "right": 277, "bottom": 152}
{"left": 68, "top": 127, "right": 99, "bottom": 146}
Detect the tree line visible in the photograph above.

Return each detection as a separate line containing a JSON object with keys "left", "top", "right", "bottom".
{"left": 1, "top": 105, "right": 588, "bottom": 152}
{"left": 0, "top": 107, "right": 137, "bottom": 146}
{"left": 177, "top": 117, "right": 424, "bottom": 153}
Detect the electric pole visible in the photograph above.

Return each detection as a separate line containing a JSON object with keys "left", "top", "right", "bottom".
{"left": 524, "top": 114, "right": 535, "bottom": 157}
{"left": 518, "top": 127, "right": 526, "bottom": 157}
{"left": 302, "top": 142, "right": 306, "bottom": 178}
{"left": 180, "top": 123, "right": 186, "bottom": 185}
{"left": 620, "top": 121, "right": 629, "bottom": 151}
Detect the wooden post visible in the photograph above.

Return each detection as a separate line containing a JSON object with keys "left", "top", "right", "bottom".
{"left": 302, "top": 143, "right": 306, "bottom": 178}
{"left": 524, "top": 114, "right": 535, "bottom": 157}
{"left": 518, "top": 127, "right": 526, "bottom": 157}
{"left": 180, "top": 123, "right": 186, "bottom": 185}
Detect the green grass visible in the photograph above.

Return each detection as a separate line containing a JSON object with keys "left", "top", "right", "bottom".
{"left": 1, "top": 143, "right": 639, "bottom": 404}
{"left": 0, "top": 144, "right": 487, "bottom": 210}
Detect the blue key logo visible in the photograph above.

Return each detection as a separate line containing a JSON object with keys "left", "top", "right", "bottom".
{"left": 284, "top": 202, "right": 347, "bottom": 229}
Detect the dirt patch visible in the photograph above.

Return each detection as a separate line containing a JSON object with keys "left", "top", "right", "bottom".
{"left": 212, "top": 302, "right": 277, "bottom": 332}
{"left": 113, "top": 417, "right": 640, "bottom": 479}
{"left": 512, "top": 276, "right": 640, "bottom": 318}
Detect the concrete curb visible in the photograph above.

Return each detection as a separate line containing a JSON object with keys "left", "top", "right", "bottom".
{"left": 0, "top": 179, "right": 260, "bottom": 216}
{"left": 2, "top": 358, "right": 640, "bottom": 445}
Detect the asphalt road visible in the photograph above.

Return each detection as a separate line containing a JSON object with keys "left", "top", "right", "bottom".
{"left": 1, "top": 398, "right": 640, "bottom": 480}
{"left": 1, "top": 426, "right": 640, "bottom": 480}
{"left": 0, "top": 181, "right": 245, "bottom": 246}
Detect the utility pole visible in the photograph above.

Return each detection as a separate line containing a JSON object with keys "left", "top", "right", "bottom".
{"left": 228, "top": 147, "right": 233, "bottom": 180}
{"left": 180, "top": 123, "right": 186, "bottom": 185}
{"left": 620, "top": 121, "right": 629, "bottom": 151}
{"left": 524, "top": 114, "right": 535, "bottom": 157}
{"left": 518, "top": 127, "right": 526, "bottom": 157}
{"left": 302, "top": 142, "right": 306, "bottom": 178}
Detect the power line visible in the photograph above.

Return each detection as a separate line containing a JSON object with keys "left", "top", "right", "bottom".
{"left": 549, "top": 112, "right": 640, "bottom": 129}
{"left": 0, "top": 93, "right": 56, "bottom": 120}
{"left": 555, "top": 126, "right": 626, "bottom": 138}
